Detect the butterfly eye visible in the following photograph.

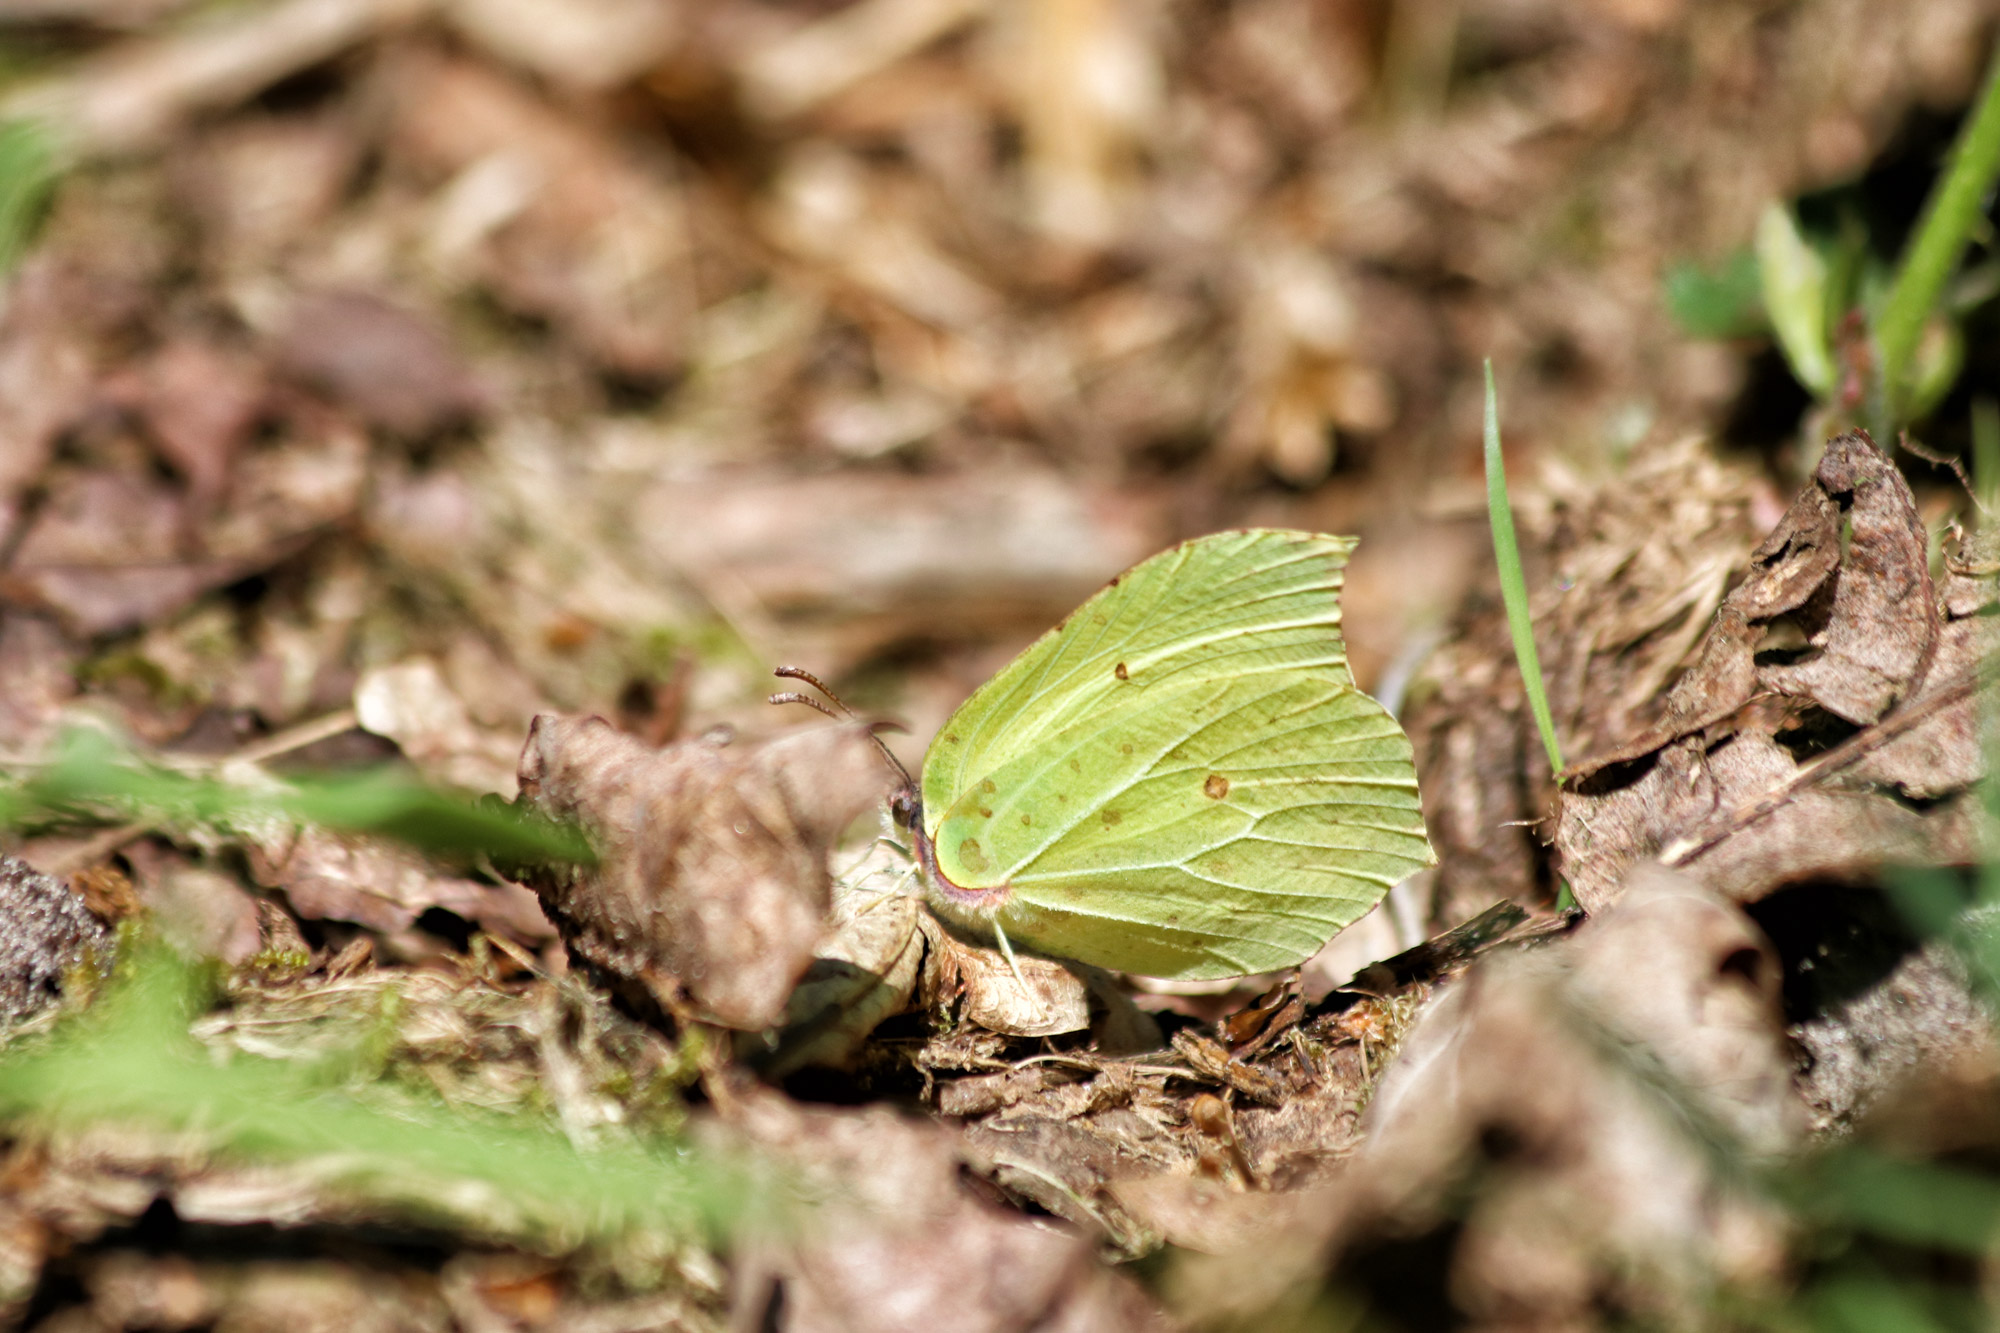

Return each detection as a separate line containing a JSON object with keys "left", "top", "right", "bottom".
{"left": 890, "top": 786, "right": 921, "bottom": 830}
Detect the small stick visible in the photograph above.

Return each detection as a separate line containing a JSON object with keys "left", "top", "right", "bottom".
{"left": 1899, "top": 431, "right": 1985, "bottom": 511}
{"left": 229, "top": 707, "right": 360, "bottom": 767}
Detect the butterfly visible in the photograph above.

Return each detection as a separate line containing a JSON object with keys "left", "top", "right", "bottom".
{"left": 776, "top": 529, "right": 1435, "bottom": 981}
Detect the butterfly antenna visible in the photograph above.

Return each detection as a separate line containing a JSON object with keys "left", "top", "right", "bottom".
{"left": 770, "top": 667, "right": 916, "bottom": 790}
{"left": 866, "top": 719, "right": 916, "bottom": 790}
{"left": 772, "top": 665, "right": 852, "bottom": 714}
{"left": 767, "top": 690, "right": 843, "bottom": 721}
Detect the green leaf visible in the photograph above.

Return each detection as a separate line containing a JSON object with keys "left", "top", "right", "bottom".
{"left": 1800, "top": 1149, "right": 2000, "bottom": 1254}
{"left": 1757, "top": 202, "right": 1838, "bottom": 398}
{"left": 1664, "top": 248, "right": 1766, "bottom": 339}
{"left": 1808, "top": 1276, "right": 1965, "bottom": 1333}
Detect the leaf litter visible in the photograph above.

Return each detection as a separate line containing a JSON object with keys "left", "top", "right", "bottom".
{"left": 0, "top": 0, "right": 1996, "bottom": 1329}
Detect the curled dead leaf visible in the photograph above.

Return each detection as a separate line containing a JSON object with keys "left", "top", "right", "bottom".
{"left": 917, "top": 913, "right": 1092, "bottom": 1039}
{"left": 746, "top": 853, "right": 927, "bottom": 1078}
{"left": 1556, "top": 431, "right": 1990, "bottom": 911}
{"left": 511, "top": 715, "right": 891, "bottom": 1030}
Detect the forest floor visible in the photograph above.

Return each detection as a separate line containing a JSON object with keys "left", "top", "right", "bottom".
{"left": 0, "top": 1, "right": 1998, "bottom": 1329}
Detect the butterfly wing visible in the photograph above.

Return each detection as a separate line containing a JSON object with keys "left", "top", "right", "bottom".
{"left": 919, "top": 529, "right": 1434, "bottom": 979}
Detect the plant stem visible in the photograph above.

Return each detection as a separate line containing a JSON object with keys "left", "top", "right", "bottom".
{"left": 1875, "top": 42, "right": 2000, "bottom": 429}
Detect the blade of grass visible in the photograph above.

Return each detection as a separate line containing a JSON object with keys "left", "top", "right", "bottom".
{"left": 1874, "top": 41, "right": 2000, "bottom": 428}
{"left": 1483, "top": 361, "right": 1563, "bottom": 776}
{"left": 0, "top": 940, "right": 765, "bottom": 1247}
{"left": 0, "top": 120, "right": 55, "bottom": 275}
{"left": 3, "top": 726, "right": 591, "bottom": 865}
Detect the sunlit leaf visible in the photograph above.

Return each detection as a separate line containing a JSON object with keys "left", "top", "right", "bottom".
{"left": 1756, "top": 202, "right": 1838, "bottom": 398}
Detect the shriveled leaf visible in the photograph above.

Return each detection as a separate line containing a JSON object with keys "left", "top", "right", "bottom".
{"left": 1556, "top": 430, "right": 1983, "bottom": 911}
{"left": 746, "top": 850, "right": 927, "bottom": 1077}
{"left": 511, "top": 715, "right": 890, "bottom": 1030}
{"left": 917, "top": 913, "right": 1092, "bottom": 1038}
{"left": 716, "top": 1089, "right": 1171, "bottom": 1333}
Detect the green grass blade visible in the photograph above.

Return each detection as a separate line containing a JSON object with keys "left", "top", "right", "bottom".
{"left": 0, "top": 120, "right": 55, "bottom": 276}
{"left": 1875, "top": 42, "right": 2000, "bottom": 425}
{"left": 0, "top": 941, "right": 762, "bottom": 1246}
{"left": 1483, "top": 361, "right": 1564, "bottom": 776}
{"left": 5, "top": 726, "right": 591, "bottom": 865}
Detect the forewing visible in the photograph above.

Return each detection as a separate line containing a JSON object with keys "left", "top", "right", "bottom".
{"left": 921, "top": 528, "right": 1358, "bottom": 873}
{"left": 934, "top": 672, "right": 1431, "bottom": 978}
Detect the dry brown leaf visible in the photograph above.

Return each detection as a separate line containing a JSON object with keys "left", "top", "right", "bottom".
{"left": 512, "top": 714, "right": 890, "bottom": 1030}
{"left": 1171, "top": 866, "right": 1799, "bottom": 1329}
{"left": 1555, "top": 431, "right": 1988, "bottom": 911}
{"left": 385, "top": 49, "right": 691, "bottom": 378}
{"left": 245, "top": 826, "right": 552, "bottom": 946}
{"left": 172, "top": 114, "right": 359, "bottom": 265}
{"left": 353, "top": 658, "right": 523, "bottom": 796}
{"left": 1403, "top": 437, "right": 1764, "bottom": 928}
{"left": 0, "top": 262, "right": 103, "bottom": 541}
{"left": 716, "top": 1090, "right": 1171, "bottom": 1333}
{"left": 137, "top": 859, "right": 262, "bottom": 966}
{"left": 445, "top": 0, "right": 680, "bottom": 91}
{"left": 274, "top": 290, "right": 487, "bottom": 438}
{"left": 917, "top": 913, "right": 1092, "bottom": 1039}
{"left": 118, "top": 337, "right": 265, "bottom": 506}
{"left": 636, "top": 467, "right": 1165, "bottom": 668}
{"left": 748, "top": 871, "right": 928, "bottom": 1078}
{"left": 0, "top": 616, "right": 81, "bottom": 754}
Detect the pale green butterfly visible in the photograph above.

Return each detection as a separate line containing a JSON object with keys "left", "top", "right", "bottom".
{"left": 777, "top": 529, "right": 1436, "bottom": 980}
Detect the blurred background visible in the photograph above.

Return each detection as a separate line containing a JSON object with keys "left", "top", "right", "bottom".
{"left": 0, "top": 0, "right": 1994, "bottom": 837}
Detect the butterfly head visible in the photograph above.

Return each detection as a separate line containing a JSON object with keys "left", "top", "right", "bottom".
{"left": 889, "top": 782, "right": 922, "bottom": 833}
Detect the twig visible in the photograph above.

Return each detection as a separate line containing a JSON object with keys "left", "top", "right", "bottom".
{"left": 44, "top": 819, "right": 153, "bottom": 876}
{"left": 228, "top": 708, "right": 359, "bottom": 768}
{"left": 1898, "top": 431, "right": 1982, "bottom": 510}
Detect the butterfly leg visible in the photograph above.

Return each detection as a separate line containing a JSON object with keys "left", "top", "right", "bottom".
{"left": 852, "top": 864, "right": 921, "bottom": 919}
{"left": 991, "top": 918, "right": 1052, "bottom": 1027}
